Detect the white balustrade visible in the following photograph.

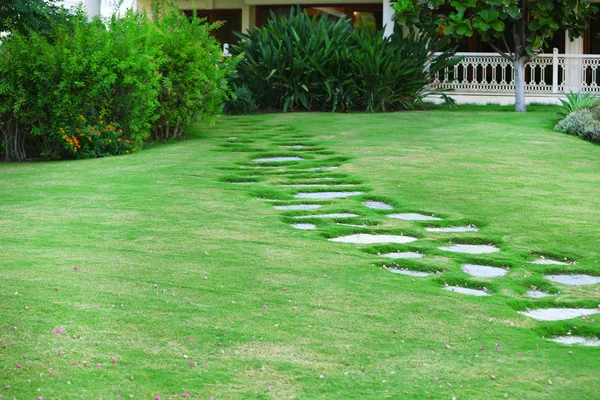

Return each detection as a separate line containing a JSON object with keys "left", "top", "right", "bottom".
{"left": 432, "top": 48, "right": 600, "bottom": 94}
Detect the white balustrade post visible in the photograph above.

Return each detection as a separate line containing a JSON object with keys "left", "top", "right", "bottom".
{"left": 552, "top": 47, "right": 558, "bottom": 93}
{"left": 223, "top": 43, "right": 230, "bottom": 57}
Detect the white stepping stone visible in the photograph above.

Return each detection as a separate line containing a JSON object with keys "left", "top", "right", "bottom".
{"left": 548, "top": 336, "right": 600, "bottom": 346}
{"left": 279, "top": 145, "right": 306, "bottom": 149}
{"left": 438, "top": 244, "right": 499, "bottom": 254}
{"left": 461, "top": 264, "right": 507, "bottom": 278}
{"left": 282, "top": 184, "right": 357, "bottom": 187}
{"left": 518, "top": 308, "right": 599, "bottom": 321}
{"left": 531, "top": 258, "right": 569, "bottom": 265}
{"left": 274, "top": 204, "right": 322, "bottom": 211}
{"left": 381, "top": 252, "right": 424, "bottom": 259}
{"left": 328, "top": 234, "right": 418, "bottom": 244}
{"left": 387, "top": 213, "right": 442, "bottom": 221}
{"left": 337, "top": 223, "right": 367, "bottom": 227}
{"left": 544, "top": 274, "right": 600, "bottom": 285}
{"left": 426, "top": 226, "right": 479, "bottom": 233}
{"left": 253, "top": 157, "right": 303, "bottom": 162}
{"left": 313, "top": 178, "right": 335, "bottom": 181}
{"left": 524, "top": 290, "right": 552, "bottom": 298}
{"left": 231, "top": 182, "right": 256, "bottom": 185}
{"left": 390, "top": 269, "right": 431, "bottom": 277}
{"left": 444, "top": 286, "right": 490, "bottom": 296}
{"left": 363, "top": 201, "right": 393, "bottom": 210}
{"left": 291, "top": 223, "right": 316, "bottom": 230}
{"left": 295, "top": 191, "right": 364, "bottom": 199}
{"left": 294, "top": 213, "right": 358, "bottom": 219}
{"left": 254, "top": 166, "right": 278, "bottom": 169}
{"left": 307, "top": 166, "right": 338, "bottom": 171}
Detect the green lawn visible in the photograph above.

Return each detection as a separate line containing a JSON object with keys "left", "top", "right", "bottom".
{"left": 1, "top": 105, "right": 599, "bottom": 399}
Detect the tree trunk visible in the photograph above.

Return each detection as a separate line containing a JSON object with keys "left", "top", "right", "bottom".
{"left": 514, "top": 56, "right": 527, "bottom": 112}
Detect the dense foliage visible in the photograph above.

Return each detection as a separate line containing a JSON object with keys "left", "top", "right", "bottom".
{"left": 230, "top": 8, "right": 457, "bottom": 112}
{"left": 555, "top": 93, "right": 600, "bottom": 144}
{"left": 0, "top": 1, "right": 237, "bottom": 161}
{"left": 393, "top": 0, "right": 598, "bottom": 112}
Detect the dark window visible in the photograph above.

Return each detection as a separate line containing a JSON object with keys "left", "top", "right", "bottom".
{"left": 183, "top": 9, "right": 242, "bottom": 45}
{"left": 256, "top": 5, "right": 383, "bottom": 32}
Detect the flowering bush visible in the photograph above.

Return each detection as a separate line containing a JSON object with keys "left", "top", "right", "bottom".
{"left": 0, "top": 1, "right": 235, "bottom": 161}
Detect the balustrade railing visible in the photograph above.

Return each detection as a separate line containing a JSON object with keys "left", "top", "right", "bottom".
{"left": 432, "top": 48, "right": 600, "bottom": 94}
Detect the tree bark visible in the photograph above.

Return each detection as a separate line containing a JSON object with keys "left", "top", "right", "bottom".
{"left": 514, "top": 56, "right": 527, "bottom": 112}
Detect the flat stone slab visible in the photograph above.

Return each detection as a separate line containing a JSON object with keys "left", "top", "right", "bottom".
{"left": 531, "top": 258, "right": 569, "bottom": 265}
{"left": 518, "top": 308, "right": 599, "bottom": 321}
{"left": 426, "top": 226, "right": 479, "bottom": 233}
{"left": 438, "top": 244, "right": 500, "bottom": 254}
{"left": 279, "top": 145, "right": 306, "bottom": 149}
{"left": 387, "top": 213, "right": 442, "bottom": 221}
{"left": 390, "top": 269, "right": 431, "bottom": 277}
{"left": 548, "top": 336, "right": 600, "bottom": 346}
{"left": 524, "top": 290, "right": 552, "bottom": 298}
{"left": 329, "top": 234, "right": 418, "bottom": 244}
{"left": 253, "top": 157, "right": 303, "bottom": 162}
{"left": 381, "top": 252, "right": 424, "bottom": 259}
{"left": 294, "top": 213, "right": 358, "bottom": 219}
{"left": 363, "top": 201, "right": 393, "bottom": 210}
{"left": 461, "top": 264, "right": 507, "bottom": 278}
{"left": 274, "top": 204, "right": 322, "bottom": 211}
{"left": 544, "top": 274, "right": 600, "bottom": 285}
{"left": 291, "top": 223, "right": 316, "bottom": 230}
{"left": 283, "top": 184, "right": 357, "bottom": 187}
{"left": 295, "top": 191, "right": 364, "bottom": 199}
{"left": 307, "top": 167, "right": 338, "bottom": 171}
{"left": 337, "top": 223, "right": 367, "bottom": 227}
{"left": 444, "top": 286, "right": 490, "bottom": 296}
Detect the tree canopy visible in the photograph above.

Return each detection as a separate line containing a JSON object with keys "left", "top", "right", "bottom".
{"left": 393, "top": 0, "right": 598, "bottom": 111}
{"left": 0, "top": 0, "right": 73, "bottom": 35}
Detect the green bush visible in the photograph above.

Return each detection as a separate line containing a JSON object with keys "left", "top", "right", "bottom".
{"left": 231, "top": 7, "right": 457, "bottom": 112}
{"left": 555, "top": 109, "right": 600, "bottom": 144}
{"left": 225, "top": 84, "right": 259, "bottom": 114}
{"left": 557, "top": 91, "right": 599, "bottom": 119}
{"left": 233, "top": 7, "right": 355, "bottom": 112}
{"left": 0, "top": 1, "right": 236, "bottom": 161}
{"left": 149, "top": 3, "right": 238, "bottom": 141}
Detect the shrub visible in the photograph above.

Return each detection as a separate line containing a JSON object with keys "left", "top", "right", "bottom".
{"left": 557, "top": 91, "right": 599, "bottom": 119}
{"left": 555, "top": 109, "right": 600, "bottom": 144}
{"left": 149, "top": 2, "right": 238, "bottom": 141}
{"left": 0, "top": 9, "right": 159, "bottom": 160}
{"left": 226, "top": 84, "right": 259, "bottom": 114}
{"left": 231, "top": 7, "right": 457, "bottom": 112}
{"left": 232, "top": 7, "right": 355, "bottom": 112}
{"left": 351, "top": 25, "right": 457, "bottom": 112}
{"left": 0, "top": 1, "right": 236, "bottom": 161}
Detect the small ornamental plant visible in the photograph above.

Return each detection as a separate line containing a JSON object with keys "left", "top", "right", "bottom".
{"left": 60, "top": 115, "right": 137, "bottom": 159}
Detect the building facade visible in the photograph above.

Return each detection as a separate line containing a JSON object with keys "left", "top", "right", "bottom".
{"left": 62, "top": 0, "right": 600, "bottom": 105}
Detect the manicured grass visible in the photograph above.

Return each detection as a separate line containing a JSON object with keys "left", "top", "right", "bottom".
{"left": 1, "top": 105, "right": 599, "bottom": 399}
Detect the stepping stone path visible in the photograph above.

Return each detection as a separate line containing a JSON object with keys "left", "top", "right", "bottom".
{"left": 530, "top": 258, "right": 570, "bottom": 265}
{"left": 524, "top": 290, "right": 552, "bottom": 298}
{"left": 426, "top": 226, "right": 479, "bottom": 233}
{"left": 438, "top": 244, "right": 500, "bottom": 254}
{"left": 363, "top": 201, "right": 393, "bottom": 210}
{"left": 329, "top": 234, "right": 418, "bottom": 244}
{"left": 390, "top": 269, "right": 431, "bottom": 277}
{"left": 461, "top": 264, "right": 507, "bottom": 278}
{"left": 294, "top": 213, "right": 358, "bottom": 219}
{"left": 543, "top": 274, "right": 600, "bottom": 285}
{"left": 294, "top": 191, "right": 364, "bottom": 199}
{"left": 291, "top": 223, "right": 316, "bottom": 230}
{"left": 444, "top": 286, "right": 490, "bottom": 296}
{"left": 549, "top": 336, "right": 600, "bottom": 346}
{"left": 253, "top": 156, "right": 304, "bottom": 162}
{"left": 220, "top": 121, "right": 595, "bottom": 349}
{"left": 274, "top": 204, "right": 322, "bottom": 211}
{"left": 387, "top": 213, "right": 441, "bottom": 221}
{"left": 518, "top": 308, "right": 599, "bottom": 321}
{"left": 381, "top": 252, "right": 424, "bottom": 259}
